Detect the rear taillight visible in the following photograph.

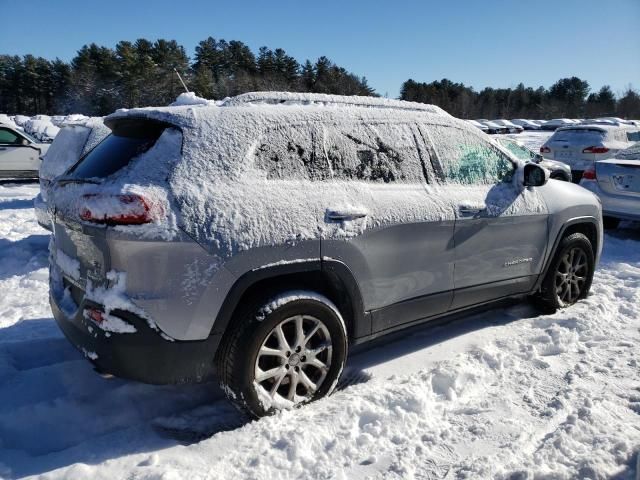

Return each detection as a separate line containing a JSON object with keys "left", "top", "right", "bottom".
{"left": 582, "top": 146, "right": 609, "bottom": 154}
{"left": 582, "top": 167, "right": 596, "bottom": 180}
{"left": 80, "top": 193, "right": 155, "bottom": 225}
{"left": 540, "top": 146, "right": 551, "bottom": 153}
{"left": 84, "top": 308, "right": 104, "bottom": 324}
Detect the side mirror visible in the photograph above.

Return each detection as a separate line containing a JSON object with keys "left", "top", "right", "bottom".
{"left": 20, "top": 138, "right": 30, "bottom": 146}
{"left": 523, "top": 163, "right": 548, "bottom": 187}
{"left": 533, "top": 153, "right": 544, "bottom": 163}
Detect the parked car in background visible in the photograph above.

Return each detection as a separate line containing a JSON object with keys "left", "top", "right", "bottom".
{"left": 466, "top": 119, "right": 489, "bottom": 133}
{"left": 495, "top": 137, "right": 572, "bottom": 181}
{"left": 34, "top": 118, "right": 109, "bottom": 230}
{"left": 477, "top": 119, "right": 508, "bottom": 134}
{"left": 540, "top": 119, "right": 577, "bottom": 131}
{"left": 540, "top": 124, "right": 640, "bottom": 182}
{"left": 491, "top": 119, "right": 523, "bottom": 134}
{"left": 580, "top": 142, "right": 640, "bottom": 229}
{"left": 47, "top": 91, "right": 602, "bottom": 418}
{"left": 511, "top": 119, "right": 541, "bottom": 130}
{"left": 0, "top": 123, "right": 50, "bottom": 178}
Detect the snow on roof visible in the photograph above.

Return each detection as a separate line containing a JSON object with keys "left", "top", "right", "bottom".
{"left": 556, "top": 123, "right": 636, "bottom": 132}
{"left": 106, "top": 92, "right": 457, "bottom": 139}
{"left": 221, "top": 91, "right": 449, "bottom": 115}
{"left": 169, "top": 92, "right": 216, "bottom": 107}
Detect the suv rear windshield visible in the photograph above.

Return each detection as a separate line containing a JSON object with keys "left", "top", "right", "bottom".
{"left": 549, "top": 129, "right": 605, "bottom": 144}
{"left": 67, "top": 119, "right": 168, "bottom": 179}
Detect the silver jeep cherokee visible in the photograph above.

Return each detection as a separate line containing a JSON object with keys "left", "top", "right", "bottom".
{"left": 48, "top": 92, "right": 603, "bottom": 417}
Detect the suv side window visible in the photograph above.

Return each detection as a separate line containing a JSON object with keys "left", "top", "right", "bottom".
{"left": 427, "top": 124, "right": 514, "bottom": 184}
{"left": 0, "top": 128, "right": 21, "bottom": 145}
{"left": 254, "top": 124, "right": 329, "bottom": 181}
{"left": 323, "top": 122, "right": 425, "bottom": 183}
{"left": 627, "top": 130, "right": 640, "bottom": 142}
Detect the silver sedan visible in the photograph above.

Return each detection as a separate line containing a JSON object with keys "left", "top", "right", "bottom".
{"left": 580, "top": 143, "right": 640, "bottom": 229}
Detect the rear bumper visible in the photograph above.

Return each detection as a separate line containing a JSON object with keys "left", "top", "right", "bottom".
{"left": 33, "top": 193, "right": 52, "bottom": 231}
{"left": 50, "top": 290, "right": 222, "bottom": 385}
{"left": 580, "top": 180, "right": 640, "bottom": 221}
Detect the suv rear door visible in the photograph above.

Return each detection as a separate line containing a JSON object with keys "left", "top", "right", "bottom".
{"left": 422, "top": 123, "right": 549, "bottom": 310}
{"left": 319, "top": 120, "right": 456, "bottom": 334}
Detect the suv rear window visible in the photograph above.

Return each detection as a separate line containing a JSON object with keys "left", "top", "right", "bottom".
{"left": 549, "top": 129, "right": 605, "bottom": 144}
{"left": 68, "top": 119, "right": 168, "bottom": 179}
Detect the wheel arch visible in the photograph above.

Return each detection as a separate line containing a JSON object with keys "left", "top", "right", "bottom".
{"left": 533, "top": 216, "right": 600, "bottom": 292}
{"left": 211, "top": 260, "right": 368, "bottom": 343}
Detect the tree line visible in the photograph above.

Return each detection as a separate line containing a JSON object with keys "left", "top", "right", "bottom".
{"left": 1, "top": 36, "right": 639, "bottom": 120}
{"left": 400, "top": 77, "right": 640, "bottom": 119}
{"left": 0, "top": 37, "right": 375, "bottom": 116}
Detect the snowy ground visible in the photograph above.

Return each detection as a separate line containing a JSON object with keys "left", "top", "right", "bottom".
{"left": 0, "top": 132, "right": 639, "bottom": 479}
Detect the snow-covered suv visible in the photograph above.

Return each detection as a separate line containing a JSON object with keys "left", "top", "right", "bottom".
{"left": 48, "top": 92, "right": 603, "bottom": 417}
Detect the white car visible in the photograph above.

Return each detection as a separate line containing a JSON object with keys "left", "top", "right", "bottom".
{"left": 466, "top": 119, "right": 489, "bottom": 133}
{"left": 540, "top": 124, "right": 640, "bottom": 181}
{"left": 0, "top": 123, "right": 50, "bottom": 178}
{"left": 580, "top": 142, "right": 640, "bottom": 229}
{"left": 477, "top": 120, "right": 508, "bottom": 134}
{"left": 511, "top": 119, "right": 541, "bottom": 130}
{"left": 491, "top": 119, "right": 523, "bottom": 134}
{"left": 540, "top": 118, "right": 578, "bottom": 131}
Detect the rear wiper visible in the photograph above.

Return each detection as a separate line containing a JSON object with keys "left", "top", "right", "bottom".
{"left": 56, "top": 177, "right": 100, "bottom": 186}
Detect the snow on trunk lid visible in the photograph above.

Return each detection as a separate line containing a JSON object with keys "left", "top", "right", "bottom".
{"left": 596, "top": 161, "right": 640, "bottom": 196}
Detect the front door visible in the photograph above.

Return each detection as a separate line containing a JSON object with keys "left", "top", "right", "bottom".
{"left": 422, "top": 123, "right": 549, "bottom": 310}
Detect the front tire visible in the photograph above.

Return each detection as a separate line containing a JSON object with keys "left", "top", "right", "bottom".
{"left": 216, "top": 291, "right": 348, "bottom": 418}
{"left": 535, "top": 232, "right": 595, "bottom": 312}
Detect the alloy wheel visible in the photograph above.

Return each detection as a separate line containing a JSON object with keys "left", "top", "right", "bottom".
{"left": 254, "top": 314, "right": 333, "bottom": 404}
{"left": 555, "top": 246, "right": 588, "bottom": 305}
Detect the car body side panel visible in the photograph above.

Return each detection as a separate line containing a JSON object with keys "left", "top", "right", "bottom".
{"left": 537, "top": 180, "right": 603, "bottom": 265}
{"left": 0, "top": 145, "right": 40, "bottom": 172}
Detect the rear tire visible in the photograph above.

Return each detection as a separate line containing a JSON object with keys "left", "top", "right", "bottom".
{"left": 603, "top": 216, "right": 620, "bottom": 230}
{"left": 216, "top": 291, "right": 348, "bottom": 418}
{"left": 534, "top": 232, "right": 595, "bottom": 313}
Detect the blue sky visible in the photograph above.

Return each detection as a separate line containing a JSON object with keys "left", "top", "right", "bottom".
{"left": 2, "top": 0, "right": 639, "bottom": 97}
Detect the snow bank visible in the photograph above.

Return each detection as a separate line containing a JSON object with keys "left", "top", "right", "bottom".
{"left": 23, "top": 118, "right": 59, "bottom": 142}
{"left": 0, "top": 114, "right": 18, "bottom": 129}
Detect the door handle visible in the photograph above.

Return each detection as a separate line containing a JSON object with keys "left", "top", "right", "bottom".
{"left": 326, "top": 209, "right": 368, "bottom": 221}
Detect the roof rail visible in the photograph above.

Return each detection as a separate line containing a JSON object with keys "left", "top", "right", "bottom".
{"left": 220, "top": 91, "right": 448, "bottom": 115}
